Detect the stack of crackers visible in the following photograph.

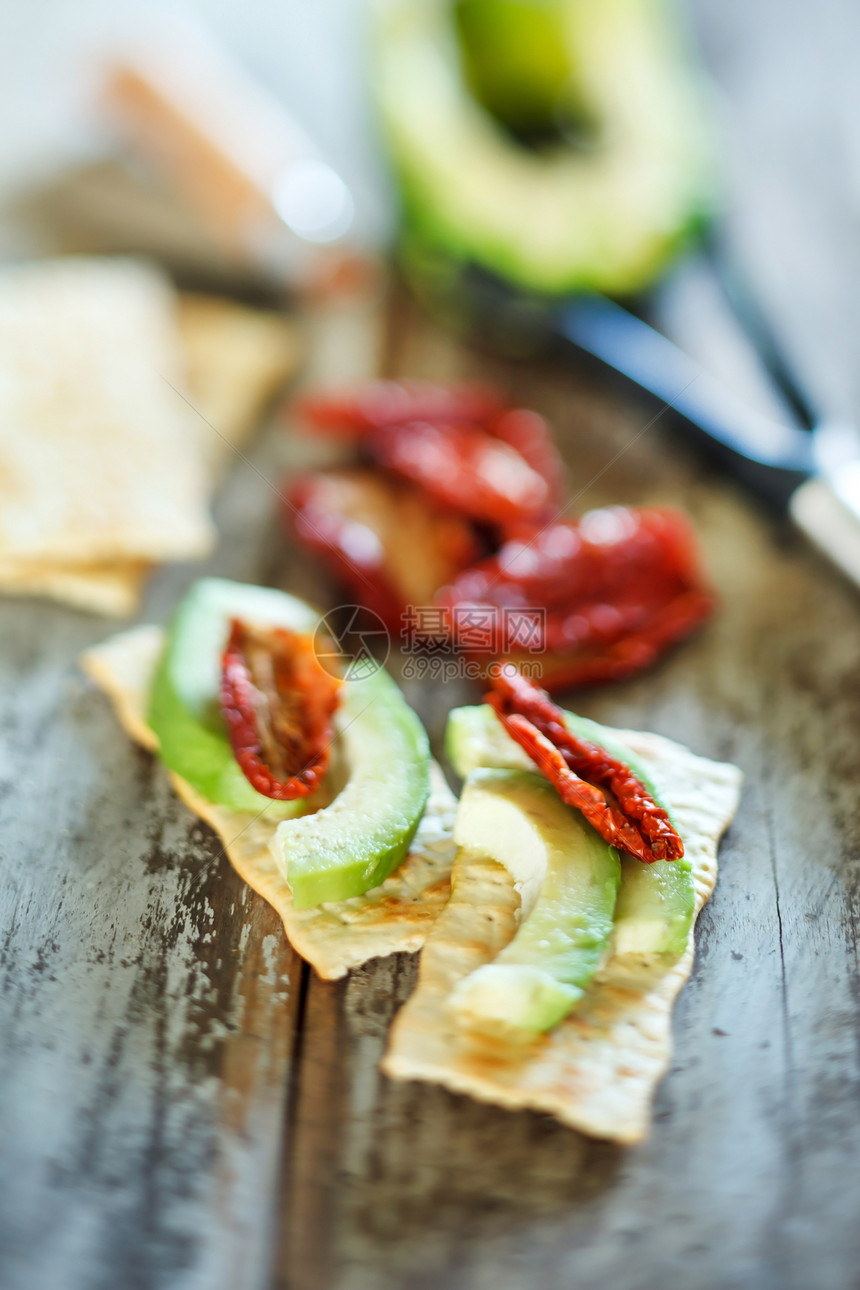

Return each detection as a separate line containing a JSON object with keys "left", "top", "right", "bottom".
{"left": 0, "top": 257, "right": 300, "bottom": 615}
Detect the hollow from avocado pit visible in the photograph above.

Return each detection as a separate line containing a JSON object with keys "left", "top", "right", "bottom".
{"left": 149, "top": 578, "right": 325, "bottom": 816}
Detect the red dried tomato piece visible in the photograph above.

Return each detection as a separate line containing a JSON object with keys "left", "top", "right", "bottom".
{"left": 286, "top": 469, "right": 480, "bottom": 633}
{"left": 293, "top": 379, "right": 565, "bottom": 536}
{"left": 491, "top": 704, "right": 661, "bottom": 860}
{"left": 367, "top": 420, "right": 552, "bottom": 530}
{"left": 294, "top": 380, "right": 506, "bottom": 438}
{"left": 488, "top": 407, "right": 567, "bottom": 512}
{"left": 438, "top": 506, "right": 714, "bottom": 689}
{"left": 221, "top": 619, "right": 342, "bottom": 801}
{"left": 514, "top": 588, "right": 715, "bottom": 688}
{"left": 489, "top": 666, "right": 683, "bottom": 861}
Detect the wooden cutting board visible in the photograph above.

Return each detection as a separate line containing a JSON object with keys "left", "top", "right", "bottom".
{"left": 1, "top": 269, "right": 858, "bottom": 1290}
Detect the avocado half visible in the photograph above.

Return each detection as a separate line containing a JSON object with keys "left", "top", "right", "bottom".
{"left": 148, "top": 578, "right": 432, "bottom": 908}
{"left": 372, "top": 0, "right": 712, "bottom": 296}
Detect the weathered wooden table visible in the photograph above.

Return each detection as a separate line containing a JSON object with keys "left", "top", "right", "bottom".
{"left": 2, "top": 2, "right": 860, "bottom": 1288}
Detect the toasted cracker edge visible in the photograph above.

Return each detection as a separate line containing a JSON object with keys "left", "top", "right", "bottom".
{"left": 381, "top": 730, "right": 742, "bottom": 1143}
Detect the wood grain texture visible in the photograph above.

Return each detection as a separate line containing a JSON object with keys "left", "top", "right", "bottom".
{"left": 2, "top": 1, "right": 860, "bottom": 1288}
{"left": 0, "top": 603, "right": 301, "bottom": 1290}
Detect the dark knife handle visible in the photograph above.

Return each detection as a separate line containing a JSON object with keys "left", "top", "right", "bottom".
{"left": 554, "top": 293, "right": 816, "bottom": 507}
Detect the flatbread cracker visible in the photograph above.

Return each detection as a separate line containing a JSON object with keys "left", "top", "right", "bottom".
{"left": 0, "top": 257, "right": 214, "bottom": 567}
{"left": 0, "top": 266, "right": 301, "bottom": 616}
{"left": 382, "top": 731, "right": 742, "bottom": 1143}
{"left": 81, "top": 627, "right": 457, "bottom": 980}
{"left": 175, "top": 294, "right": 302, "bottom": 472}
{"left": 0, "top": 558, "right": 151, "bottom": 617}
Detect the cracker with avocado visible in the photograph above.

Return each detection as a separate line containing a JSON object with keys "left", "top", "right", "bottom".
{"left": 81, "top": 626, "right": 457, "bottom": 980}
{"left": 382, "top": 730, "right": 741, "bottom": 1143}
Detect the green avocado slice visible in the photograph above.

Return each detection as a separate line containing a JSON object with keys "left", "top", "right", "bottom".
{"left": 449, "top": 768, "right": 620, "bottom": 1033}
{"left": 445, "top": 704, "right": 694, "bottom": 957}
{"left": 270, "top": 665, "right": 430, "bottom": 909}
{"left": 149, "top": 578, "right": 324, "bottom": 816}
{"left": 372, "top": 0, "right": 711, "bottom": 295}
{"left": 149, "top": 578, "right": 432, "bottom": 907}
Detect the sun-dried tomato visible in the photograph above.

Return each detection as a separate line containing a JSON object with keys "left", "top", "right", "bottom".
{"left": 367, "top": 420, "right": 552, "bottom": 530}
{"left": 287, "top": 469, "right": 480, "bottom": 632}
{"left": 495, "top": 665, "right": 680, "bottom": 856}
{"left": 293, "top": 380, "right": 565, "bottom": 536}
{"left": 220, "top": 619, "right": 342, "bottom": 800}
{"left": 515, "top": 588, "right": 715, "bottom": 688}
{"left": 439, "top": 506, "right": 714, "bottom": 689}
{"left": 489, "top": 666, "right": 683, "bottom": 861}
{"left": 288, "top": 379, "right": 713, "bottom": 685}
{"left": 294, "top": 379, "right": 506, "bottom": 438}
{"left": 488, "top": 407, "right": 567, "bottom": 512}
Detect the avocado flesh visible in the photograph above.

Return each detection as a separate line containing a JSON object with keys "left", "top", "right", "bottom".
{"left": 446, "top": 704, "right": 694, "bottom": 957}
{"left": 271, "top": 665, "right": 431, "bottom": 909}
{"left": 149, "top": 578, "right": 325, "bottom": 816}
{"left": 372, "top": 0, "right": 710, "bottom": 296}
{"left": 449, "top": 768, "right": 620, "bottom": 1033}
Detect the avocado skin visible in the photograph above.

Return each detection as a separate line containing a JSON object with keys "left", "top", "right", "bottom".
{"left": 450, "top": 768, "right": 620, "bottom": 1033}
{"left": 446, "top": 704, "right": 694, "bottom": 957}
{"left": 273, "top": 666, "right": 431, "bottom": 909}
{"left": 149, "top": 578, "right": 322, "bottom": 816}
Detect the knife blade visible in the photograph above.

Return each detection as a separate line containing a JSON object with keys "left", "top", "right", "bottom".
{"left": 556, "top": 288, "right": 860, "bottom": 589}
